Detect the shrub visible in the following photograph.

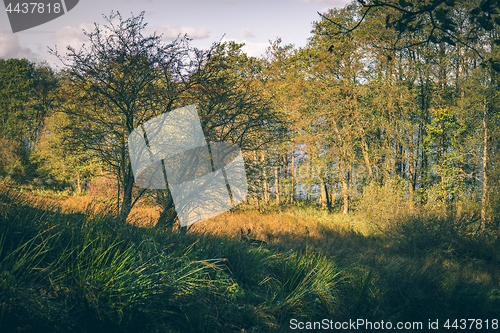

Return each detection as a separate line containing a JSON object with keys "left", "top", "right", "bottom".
{"left": 355, "top": 176, "right": 412, "bottom": 230}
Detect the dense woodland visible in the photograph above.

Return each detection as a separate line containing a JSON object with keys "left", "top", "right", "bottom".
{"left": 2, "top": 1, "right": 500, "bottom": 332}
{"left": 1, "top": 1, "right": 499, "bottom": 231}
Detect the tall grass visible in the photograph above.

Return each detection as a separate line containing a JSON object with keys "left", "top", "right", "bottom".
{"left": 1, "top": 186, "right": 499, "bottom": 332}
{"left": 0, "top": 187, "right": 349, "bottom": 332}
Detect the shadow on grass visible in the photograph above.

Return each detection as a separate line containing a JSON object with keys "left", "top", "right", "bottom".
{"left": 260, "top": 212, "right": 500, "bottom": 330}
{"left": 0, "top": 188, "right": 344, "bottom": 332}
{"left": 1, "top": 187, "right": 499, "bottom": 332}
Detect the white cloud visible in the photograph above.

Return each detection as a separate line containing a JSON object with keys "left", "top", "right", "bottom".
{"left": 50, "top": 22, "right": 94, "bottom": 53}
{"left": 0, "top": 25, "right": 38, "bottom": 59}
{"left": 222, "top": 37, "right": 269, "bottom": 58}
{"left": 242, "top": 42, "right": 269, "bottom": 58}
{"left": 240, "top": 28, "right": 255, "bottom": 39}
{"left": 155, "top": 25, "right": 210, "bottom": 40}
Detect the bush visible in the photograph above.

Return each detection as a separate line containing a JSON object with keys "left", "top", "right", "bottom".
{"left": 385, "top": 210, "right": 499, "bottom": 261}
{"left": 355, "top": 176, "right": 412, "bottom": 230}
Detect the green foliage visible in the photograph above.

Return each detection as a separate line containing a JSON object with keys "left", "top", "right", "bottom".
{"left": 423, "top": 107, "right": 470, "bottom": 203}
{"left": 0, "top": 138, "right": 22, "bottom": 181}
{"left": 189, "top": 41, "right": 276, "bottom": 149}
{"left": 0, "top": 59, "right": 58, "bottom": 183}
{"left": 265, "top": 251, "right": 342, "bottom": 320}
{"left": 2, "top": 3, "right": 500, "bottom": 329}
{"left": 0, "top": 58, "right": 36, "bottom": 141}
{"left": 385, "top": 211, "right": 491, "bottom": 258}
{"left": 0, "top": 58, "right": 57, "bottom": 143}
{"left": 352, "top": 0, "right": 497, "bottom": 60}
{"left": 34, "top": 110, "right": 102, "bottom": 190}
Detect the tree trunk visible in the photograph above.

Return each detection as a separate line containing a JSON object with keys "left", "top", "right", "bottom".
{"left": 332, "top": 156, "right": 340, "bottom": 207}
{"left": 252, "top": 151, "right": 261, "bottom": 209}
{"left": 340, "top": 158, "right": 349, "bottom": 215}
{"left": 283, "top": 154, "right": 288, "bottom": 204}
{"left": 481, "top": 98, "right": 489, "bottom": 233}
{"left": 325, "top": 181, "right": 331, "bottom": 210}
{"left": 395, "top": 137, "right": 403, "bottom": 177}
{"left": 384, "top": 141, "right": 392, "bottom": 186}
{"left": 261, "top": 151, "right": 269, "bottom": 204}
{"left": 408, "top": 133, "right": 415, "bottom": 208}
{"left": 331, "top": 179, "right": 336, "bottom": 209}
{"left": 119, "top": 162, "right": 134, "bottom": 222}
{"left": 274, "top": 165, "right": 280, "bottom": 205}
{"left": 291, "top": 149, "right": 295, "bottom": 204}
{"left": 77, "top": 173, "right": 82, "bottom": 194}
{"left": 155, "top": 190, "right": 177, "bottom": 230}
{"left": 306, "top": 156, "right": 312, "bottom": 200}
{"left": 319, "top": 166, "right": 329, "bottom": 209}
{"left": 361, "top": 134, "right": 373, "bottom": 181}
{"left": 342, "top": 177, "right": 349, "bottom": 215}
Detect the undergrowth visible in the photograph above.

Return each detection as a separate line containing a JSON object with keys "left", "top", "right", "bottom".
{"left": 0, "top": 187, "right": 499, "bottom": 332}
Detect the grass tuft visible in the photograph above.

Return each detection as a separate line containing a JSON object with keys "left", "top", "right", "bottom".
{"left": 1, "top": 186, "right": 499, "bottom": 332}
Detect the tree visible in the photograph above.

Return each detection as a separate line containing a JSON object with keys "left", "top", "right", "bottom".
{"left": 50, "top": 11, "right": 205, "bottom": 221}
{"left": 52, "top": 12, "right": 277, "bottom": 227}
{"left": 34, "top": 108, "right": 102, "bottom": 192}
{"left": 188, "top": 41, "right": 276, "bottom": 152}
{"left": 307, "top": 5, "right": 377, "bottom": 214}
{"left": 154, "top": 41, "right": 278, "bottom": 229}
{"left": 261, "top": 38, "right": 303, "bottom": 205}
{"left": 321, "top": 0, "right": 500, "bottom": 69}
{"left": 0, "top": 58, "right": 58, "bottom": 181}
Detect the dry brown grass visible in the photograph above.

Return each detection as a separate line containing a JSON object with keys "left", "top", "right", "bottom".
{"left": 15, "top": 189, "right": 381, "bottom": 259}
{"left": 185, "top": 206, "right": 381, "bottom": 260}
{"left": 14, "top": 190, "right": 160, "bottom": 224}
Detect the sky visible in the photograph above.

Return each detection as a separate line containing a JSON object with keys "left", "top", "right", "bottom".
{"left": 0, "top": 0, "right": 352, "bottom": 69}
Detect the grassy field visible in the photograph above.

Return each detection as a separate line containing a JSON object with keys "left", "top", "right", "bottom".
{"left": 1, "top": 186, "right": 499, "bottom": 332}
